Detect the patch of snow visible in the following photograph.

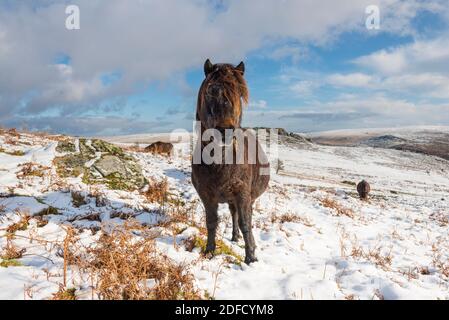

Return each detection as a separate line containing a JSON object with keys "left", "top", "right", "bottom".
{"left": 0, "top": 196, "right": 49, "bottom": 216}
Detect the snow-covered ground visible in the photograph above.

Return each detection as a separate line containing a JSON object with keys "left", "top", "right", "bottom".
{"left": 0, "top": 129, "right": 448, "bottom": 300}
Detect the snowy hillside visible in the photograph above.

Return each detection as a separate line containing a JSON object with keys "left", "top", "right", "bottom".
{"left": 308, "top": 126, "right": 449, "bottom": 161}
{"left": 1, "top": 128, "right": 448, "bottom": 300}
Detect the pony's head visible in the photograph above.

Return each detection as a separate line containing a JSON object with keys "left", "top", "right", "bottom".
{"left": 197, "top": 59, "right": 249, "bottom": 130}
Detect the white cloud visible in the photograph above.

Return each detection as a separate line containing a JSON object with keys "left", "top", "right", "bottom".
{"left": 330, "top": 35, "right": 449, "bottom": 98}
{"left": 0, "top": 0, "right": 442, "bottom": 115}
{"left": 0, "top": 0, "right": 448, "bottom": 134}
{"left": 244, "top": 95, "right": 449, "bottom": 132}
{"left": 354, "top": 36, "right": 449, "bottom": 75}
{"left": 249, "top": 100, "right": 268, "bottom": 109}
{"left": 267, "top": 45, "right": 307, "bottom": 64}
{"left": 383, "top": 73, "right": 449, "bottom": 98}
{"left": 374, "top": 0, "right": 447, "bottom": 36}
{"left": 289, "top": 81, "right": 321, "bottom": 96}
{"left": 355, "top": 50, "right": 408, "bottom": 75}
{"left": 327, "top": 73, "right": 376, "bottom": 88}
{"left": 325, "top": 72, "right": 449, "bottom": 99}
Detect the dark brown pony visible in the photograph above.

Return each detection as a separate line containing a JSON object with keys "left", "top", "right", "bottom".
{"left": 192, "top": 59, "right": 270, "bottom": 264}
{"left": 144, "top": 141, "right": 173, "bottom": 156}
{"left": 357, "top": 180, "right": 371, "bottom": 200}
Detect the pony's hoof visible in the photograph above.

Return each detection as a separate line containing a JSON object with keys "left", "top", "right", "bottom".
{"left": 204, "top": 251, "right": 215, "bottom": 260}
{"left": 204, "top": 246, "right": 216, "bottom": 259}
{"left": 231, "top": 235, "right": 241, "bottom": 242}
{"left": 244, "top": 256, "right": 258, "bottom": 265}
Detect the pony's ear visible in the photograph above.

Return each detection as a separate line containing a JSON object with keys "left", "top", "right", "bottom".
{"left": 204, "top": 59, "right": 214, "bottom": 76}
{"left": 235, "top": 61, "right": 245, "bottom": 74}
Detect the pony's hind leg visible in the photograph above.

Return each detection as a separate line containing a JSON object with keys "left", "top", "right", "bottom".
{"left": 236, "top": 198, "right": 257, "bottom": 264}
{"left": 204, "top": 202, "right": 219, "bottom": 255}
{"left": 228, "top": 203, "right": 240, "bottom": 242}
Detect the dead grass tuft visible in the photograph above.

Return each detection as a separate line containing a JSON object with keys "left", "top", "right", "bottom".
{"left": 373, "top": 289, "right": 384, "bottom": 300}
{"left": 122, "top": 143, "right": 143, "bottom": 153}
{"left": 0, "top": 147, "right": 25, "bottom": 156}
{"left": 35, "top": 206, "right": 59, "bottom": 217}
{"left": 35, "top": 217, "right": 49, "bottom": 228}
{"left": 89, "top": 188, "right": 108, "bottom": 207}
{"left": 1, "top": 238, "right": 26, "bottom": 260}
{"left": 71, "top": 191, "right": 87, "bottom": 208}
{"left": 16, "top": 162, "right": 50, "bottom": 179}
{"left": 51, "top": 285, "right": 77, "bottom": 300}
{"left": 419, "top": 266, "right": 431, "bottom": 275}
{"left": 340, "top": 232, "right": 393, "bottom": 270}
{"left": 270, "top": 212, "right": 314, "bottom": 227}
{"left": 142, "top": 178, "right": 169, "bottom": 205}
{"left": 321, "top": 197, "right": 355, "bottom": 219}
{"left": 429, "top": 212, "right": 449, "bottom": 227}
{"left": 6, "top": 128, "right": 20, "bottom": 137}
{"left": 161, "top": 198, "right": 206, "bottom": 236}
{"left": 400, "top": 266, "right": 431, "bottom": 280}
{"left": 364, "top": 246, "right": 393, "bottom": 269}
{"left": 70, "top": 223, "right": 201, "bottom": 300}
{"left": 432, "top": 251, "right": 449, "bottom": 278}
{"left": 6, "top": 213, "right": 31, "bottom": 234}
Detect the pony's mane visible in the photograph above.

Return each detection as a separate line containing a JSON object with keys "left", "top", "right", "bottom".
{"left": 197, "top": 64, "right": 249, "bottom": 117}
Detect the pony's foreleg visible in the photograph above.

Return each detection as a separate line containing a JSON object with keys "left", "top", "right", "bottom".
{"left": 236, "top": 198, "right": 257, "bottom": 264}
{"left": 204, "top": 202, "right": 219, "bottom": 255}
{"left": 228, "top": 203, "right": 240, "bottom": 242}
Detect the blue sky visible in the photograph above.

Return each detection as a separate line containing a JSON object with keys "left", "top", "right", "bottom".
{"left": 1, "top": 0, "right": 449, "bottom": 135}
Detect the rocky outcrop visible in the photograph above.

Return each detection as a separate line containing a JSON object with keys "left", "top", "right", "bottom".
{"left": 251, "top": 127, "right": 313, "bottom": 146}
{"left": 54, "top": 139, "right": 147, "bottom": 191}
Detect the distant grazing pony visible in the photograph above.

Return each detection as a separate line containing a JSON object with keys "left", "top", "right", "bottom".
{"left": 144, "top": 142, "right": 173, "bottom": 156}
{"left": 357, "top": 180, "right": 371, "bottom": 200}
{"left": 191, "top": 59, "right": 270, "bottom": 264}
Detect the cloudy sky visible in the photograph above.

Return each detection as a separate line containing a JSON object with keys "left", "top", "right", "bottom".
{"left": 1, "top": 0, "right": 449, "bottom": 135}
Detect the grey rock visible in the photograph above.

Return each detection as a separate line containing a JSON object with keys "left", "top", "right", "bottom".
{"left": 55, "top": 139, "right": 147, "bottom": 191}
